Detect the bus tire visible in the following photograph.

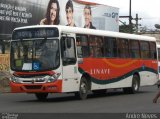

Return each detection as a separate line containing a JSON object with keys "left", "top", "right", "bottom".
{"left": 75, "top": 77, "right": 89, "bottom": 100}
{"left": 123, "top": 75, "right": 140, "bottom": 94}
{"left": 35, "top": 93, "right": 48, "bottom": 101}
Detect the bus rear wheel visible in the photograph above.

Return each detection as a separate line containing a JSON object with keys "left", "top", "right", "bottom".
{"left": 123, "top": 75, "right": 140, "bottom": 94}
{"left": 75, "top": 77, "right": 89, "bottom": 100}
{"left": 35, "top": 93, "right": 48, "bottom": 101}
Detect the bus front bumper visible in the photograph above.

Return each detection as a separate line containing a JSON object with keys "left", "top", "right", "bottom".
{"left": 9, "top": 80, "right": 62, "bottom": 93}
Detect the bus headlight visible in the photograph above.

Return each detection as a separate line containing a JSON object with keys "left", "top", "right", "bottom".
{"left": 47, "top": 76, "right": 57, "bottom": 82}
{"left": 47, "top": 73, "right": 61, "bottom": 83}
{"left": 10, "top": 76, "right": 21, "bottom": 83}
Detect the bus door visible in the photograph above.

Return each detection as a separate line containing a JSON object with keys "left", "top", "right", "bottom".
{"left": 61, "top": 33, "right": 79, "bottom": 92}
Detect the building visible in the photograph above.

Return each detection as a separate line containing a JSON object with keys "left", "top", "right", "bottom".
{"left": 140, "top": 31, "right": 160, "bottom": 44}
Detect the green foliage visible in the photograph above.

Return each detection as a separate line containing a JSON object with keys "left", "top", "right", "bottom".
{"left": 119, "top": 24, "right": 136, "bottom": 33}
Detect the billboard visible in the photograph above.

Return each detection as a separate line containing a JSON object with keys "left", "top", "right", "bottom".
{"left": 0, "top": 0, "right": 45, "bottom": 35}
{"left": 0, "top": 0, "right": 119, "bottom": 35}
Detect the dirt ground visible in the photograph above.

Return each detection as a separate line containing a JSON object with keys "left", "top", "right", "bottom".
{"left": 0, "top": 71, "right": 11, "bottom": 93}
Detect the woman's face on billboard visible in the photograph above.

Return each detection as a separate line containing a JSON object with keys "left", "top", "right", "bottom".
{"left": 50, "top": 3, "right": 57, "bottom": 24}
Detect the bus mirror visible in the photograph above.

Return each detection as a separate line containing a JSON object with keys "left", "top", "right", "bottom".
{"left": 67, "top": 38, "right": 71, "bottom": 48}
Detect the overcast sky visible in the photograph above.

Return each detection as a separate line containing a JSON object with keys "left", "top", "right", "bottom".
{"left": 85, "top": 0, "right": 160, "bottom": 30}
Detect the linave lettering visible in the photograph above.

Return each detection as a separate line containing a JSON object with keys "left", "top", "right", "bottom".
{"left": 90, "top": 68, "right": 110, "bottom": 75}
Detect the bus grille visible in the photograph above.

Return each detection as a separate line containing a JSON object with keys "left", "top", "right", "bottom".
{"left": 24, "top": 85, "right": 42, "bottom": 90}
{"left": 23, "top": 79, "right": 45, "bottom": 83}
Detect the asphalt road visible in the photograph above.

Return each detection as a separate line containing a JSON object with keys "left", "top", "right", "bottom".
{"left": 0, "top": 86, "right": 159, "bottom": 113}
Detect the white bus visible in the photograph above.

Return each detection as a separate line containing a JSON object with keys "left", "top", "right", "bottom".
{"left": 157, "top": 44, "right": 160, "bottom": 87}
{"left": 10, "top": 25, "right": 158, "bottom": 100}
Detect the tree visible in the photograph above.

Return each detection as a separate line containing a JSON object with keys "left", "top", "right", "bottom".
{"left": 119, "top": 24, "right": 136, "bottom": 33}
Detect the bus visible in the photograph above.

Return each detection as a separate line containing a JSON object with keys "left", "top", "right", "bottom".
{"left": 157, "top": 44, "right": 160, "bottom": 87}
{"left": 9, "top": 25, "right": 158, "bottom": 100}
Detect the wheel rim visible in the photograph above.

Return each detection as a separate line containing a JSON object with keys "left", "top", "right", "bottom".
{"left": 133, "top": 79, "right": 138, "bottom": 91}
{"left": 80, "top": 82, "right": 87, "bottom": 94}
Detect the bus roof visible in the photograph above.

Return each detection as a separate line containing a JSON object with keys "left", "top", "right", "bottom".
{"left": 13, "top": 25, "right": 156, "bottom": 42}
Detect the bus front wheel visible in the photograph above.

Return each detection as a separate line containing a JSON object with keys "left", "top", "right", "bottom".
{"left": 75, "top": 77, "right": 89, "bottom": 100}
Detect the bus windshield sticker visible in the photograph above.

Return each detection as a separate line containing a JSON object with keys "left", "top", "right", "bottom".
{"left": 33, "top": 62, "right": 40, "bottom": 70}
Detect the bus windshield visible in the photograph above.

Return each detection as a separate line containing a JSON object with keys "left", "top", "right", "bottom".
{"left": 10, "top": 38, "right": 60, "bottom": 71}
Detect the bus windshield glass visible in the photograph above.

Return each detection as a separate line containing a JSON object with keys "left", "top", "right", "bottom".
{"left": 11, "top": 28, "right": 60, "bottom": 71}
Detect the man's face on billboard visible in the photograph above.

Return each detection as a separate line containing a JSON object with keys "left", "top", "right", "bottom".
{"left": 66, "top": 7, "right": 73, "bottom": 26}
{"left": 84, "top": 8, "right": 91, "bottom": 26}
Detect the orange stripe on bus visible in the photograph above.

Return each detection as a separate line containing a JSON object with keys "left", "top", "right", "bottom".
{"left": 103, "top": 59, "right": 138, "bottom": 68}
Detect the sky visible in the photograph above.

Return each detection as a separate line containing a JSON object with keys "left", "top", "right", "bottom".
{"left": 84, "top": 0, "right": 160, "bottom": 30}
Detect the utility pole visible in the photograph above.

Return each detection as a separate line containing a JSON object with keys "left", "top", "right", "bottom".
{"left": 119, "top": 0, "right": 133, "bottom": 33}
{"left": 135, "top": 14, "right": 138, "bottom": 32}
{"left": 132, "top": 14, "right": 141, "bottom": 33}
{"left": 129, "top": 0, "right": 132, "bottom": 33}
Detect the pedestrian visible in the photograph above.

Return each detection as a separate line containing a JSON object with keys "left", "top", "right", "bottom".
{"left": 153, "top": 91, "right": 160, "bottom": 103}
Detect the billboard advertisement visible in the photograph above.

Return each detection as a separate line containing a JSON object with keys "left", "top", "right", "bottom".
{"left": 0, "top": 0, "right": 45, "bottom": 35}
{"left": 0, "top": 0, "right": 119, "bottom": 35}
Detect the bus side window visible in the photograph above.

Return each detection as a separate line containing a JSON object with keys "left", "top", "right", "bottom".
{"left": 95, "top": 36, "right": 103, "bottom": 57}
{"left": 104, "top": 37, "right": 117, "bottom": 58}
{"left": 61, "top": 37, "right": 76, "bottom": 65}
{"left": 140, "top": 41, "right": 150, "bottom": 59}
{"left": 129, "top": 40, "right": 140, "bottom": 58}
{"left": 89, "top": 36, "right": 104, "bottom": 58}
{"left": 76, "top": 34, "right": 89, "bottom": 58}
{"left": 76, "top": 38, "right": 82, "bottom": 58}
{"left": 149, "top": 42, "right": 157, "bottom": 59}
{"left": 117, "top": 38, "right": 129, "bottom": 58}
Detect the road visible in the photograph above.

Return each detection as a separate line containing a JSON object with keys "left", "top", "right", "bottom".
{"left": 0, "top": 86, "right": 159, "bottom": 113}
